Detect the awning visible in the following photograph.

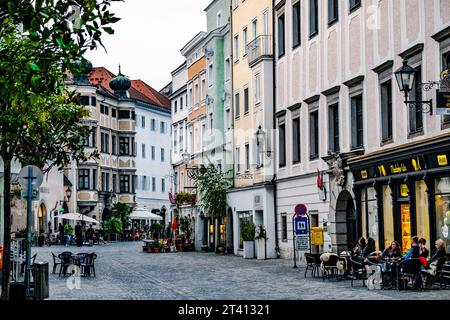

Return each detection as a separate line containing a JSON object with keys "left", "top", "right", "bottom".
{"left": 56, "top": 213, "right": 99, "bottom": 224}
{"left": 130, "top": 208, "right": 163, "bottom": 221}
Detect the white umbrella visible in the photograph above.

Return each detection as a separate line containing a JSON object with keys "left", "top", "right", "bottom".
{"left": 57, "top": 213, "right": 100, "bottom": 224}
{"left": 130, "top": 208, "right": 163, "bottom": 221}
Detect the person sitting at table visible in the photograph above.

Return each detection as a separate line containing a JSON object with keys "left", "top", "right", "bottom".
{"left": 419, "top": 238, "right": 429, "bottom": 258}
{"left": 363, "top": 237, "right": 376, "bottom": 258}
{"left": 402, "top": 236, "right": 420, "bottom": 260}
{"left": 353, "top": 237, "right": 366, "bottom": 257}
{"left": 423, "top": 239, "right": 447, "bottom": 288}
{"left": 382, "top": 241, "right": 402, "bottom": 259}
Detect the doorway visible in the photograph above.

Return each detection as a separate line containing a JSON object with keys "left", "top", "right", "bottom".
{"left": 335, "top": 190, "right": 356, "bottom": 252}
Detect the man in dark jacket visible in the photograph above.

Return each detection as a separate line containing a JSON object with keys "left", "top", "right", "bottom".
{"left": 75, "top": 222, "right": 83, "bottom": 247}
{"left": 58, "top": 223, "right": 64, "bottom": 244}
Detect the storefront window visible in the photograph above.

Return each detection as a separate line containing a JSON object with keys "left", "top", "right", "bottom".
{"left": 382, "top": 185, "right": 394, "bottom": 251}
{"left": 238, "top": 212, "right": 253, "bottom": 249}
{"left": 361, "top": 187, "right": 378, "bottom": 250}
{"left": 435, "top": 177, "right": 450, "bottom": 252}
{"left": 415, "top": 180, "right": 430, "bottom": 250}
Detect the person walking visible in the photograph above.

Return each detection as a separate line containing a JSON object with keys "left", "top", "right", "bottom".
{"left": 75, "top": 222, "right": 83, "bottom": 247}
{"left": 58, "top": 223, "right": 64, "bottom": 245}
{"left": 86, "top": 224, "right": 95, "bottom": 247}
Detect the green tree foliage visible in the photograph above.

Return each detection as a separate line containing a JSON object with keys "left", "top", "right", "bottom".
{"left": 103, "top": 217, "right": 123, "bottom": 235}
{"left": 111, "top": 202, "right": 131, "bottom": 229}
{"left": 197, "top": 165, "right": 232, "bottom": 219}
{"left": 240, "top": 220, "right": 256, "bottom": 242}
{"left": 0, "top": 0, "right": 121, "bottom": 300}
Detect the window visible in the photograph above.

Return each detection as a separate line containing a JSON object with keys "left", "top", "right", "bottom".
{"left": 112, "top": 136, "right": 117, "bottom": 155}
{"left": 152, "top": 177, "right": 156, "bottom": 192}
{"left": 254, "top": 73, "right": 261, "bottom": 104}
{"left": 309, "top": 0, "right": 319, "bottom": 37}
{"left": 409, "top": 66, "right": 423, "bottom": 134}
{"left": 349, "top": 0, "right": 361, "bottom": 12}
{"left": 235, "top": 92, "right": 240, "bottom": 118}
{"left": 91, "top": 97, "right": 97, "bottom": 106}
{"left": 194, "top": 83, "right": 199, "bottom": 107}
{"left": 279, "top": 123, "right": 286, "bottom": 167}
{"left": 142, "top": 176, "right": 147, "bottom": 191}
{"left": 119, "top": 137, "right": 130, "bottom": 155}
{"left": 244, "top": 88, "right": 249, "bottom": 114}
{"left": 351, "top": 95, "right": 364, "bottom": 149}
{"left": 161, "top": 148, "right": 165, "bottom": 162}
{"left": 252, "top": 19, "right": 258, "bottom": 40}
{"left": 281, "top": 214, "right": 288, "bottom": 242}
{"left": 118, "top": 110, "right": 130, "bottom": 119}
{"left": 380, "top": 80, "right": 393, "bottom": 142}
{"left": 161, "top": 178, "right": 166, "bottom": 193}
{"left": 225, "top": 58, "right": 231, "bottom": 81}
{"left": 236, "top": 147, "right": 241, "bottom": 173}
{"left": 80, "top": 96, "right": 90, "bottom": 106}
{"left": 442, "top": 52, "right": 450, "bottom": 126}
{"left": 202, "top": 76, "right": 207, "bottom": 100}
{"left": 188, "top": 86, "right": 193, "bottom": 109}
{"left": 217, "top": 12, "right": 222, "bottom": 27}
{"left": 101, "top": 172, "right": 110, "bottom": 192}
{"left": 112, "top": 109, "right": 117, "bottom": 118}
{"left": 174, "top": 101, "right": 178, "bottom": 113}
{"left": 309, "top": 110, "right": 319, "bottom": 159}
{"left": 92, "top": 169, "right": 97, "bottom": 190}
{"left": 210, "top": 114, "right": 213, "bottom": 130}
{"left": 151, "top": 146, "right": 155, "bottom": 160}
{"left": 180, "top": 97, "right": 183, "bottom": 110}
{"left": 328, "top": 0, "right": 339, "bottom": 25}
{"left": 202, "top": 124, "right": 206, "bottom": 146}
{"left": 151, "top": 119, "right": 157, "bottom": 131}
{"left": 142, "top": 144, "right": 146, "bottom": 158}
{"left": 360, "top": 186, "right": 378, "bottom": 249}
{"left": 328, "top": 104, "right": 340, "bottom": 152}
{"left": 112, "top": 174, "right": 117, "bottom": 193}
{"left": 234, "top": 35, "right": 239, "bottom": 62}
{"left": 243, "top": 28, "right": 248, "bottom": 56}
{"left": 435, "top": 177, "right": 450, "bottom": 251}
{"left": 278, "top": 13, "right": 285, "bottom": 57}
{"left": 101, "top": 133, "right": 109, "bottom": 153}
{"left": 141, "top": 116, "right": 145, "bottom": 128}
{"left": 292, "top": 117, "right": 301, "bottom": 163}
{"left": 293, "top": 2, "right": 301, "bottom": 47}
{"left": 78, "top": 169, "right": 90, "bottom": 190}
{"left": 160, "top": 122, "right": 166, "bottom": 134}
{"left": 245, "top": 144, "right": 250, "bottom": 171}
{"left": 120, "top": 175, "right": 130, "bottom": 193}
{"left": 100, "top": 104, "right": 109, "bottom": 115}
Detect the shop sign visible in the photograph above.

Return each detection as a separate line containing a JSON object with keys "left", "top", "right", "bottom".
{"left": 400, "top": 184, "right": 409, "bottom": 198}
{"left": 360, "top": 170, "right": 368, "bottom": 179}
{"left": 438, "top": 154, "right": 448, "bottom": 167}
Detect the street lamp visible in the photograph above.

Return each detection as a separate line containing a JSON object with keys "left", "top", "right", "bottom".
{"left": 394, "top": 59, "right": 437, "bottom": 114}
{"left": 65, "top": 186, "right": 72, "bottom": 202}
{"left": 182, "top": 152, "right": 199, "bottom": 180}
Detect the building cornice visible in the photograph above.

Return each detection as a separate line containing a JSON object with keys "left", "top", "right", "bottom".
{"left": 343, "top": 75, "right": 364, "bottom": 87}
{"left": 372, "top": 60, "right": 394, "bottom": 74}
{"left": 399, "top": 43, "right": 424, "bottom": 60}
{"left": 432, "top": 26, "right": 450, "bottom": 42}
{"left": 321, "top": 85, "right": 341, "bottom": 96}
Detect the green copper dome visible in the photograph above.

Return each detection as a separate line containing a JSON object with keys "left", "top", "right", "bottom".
{"left": 73, "top": 59, "right": 93, "bottom": 84}
{"left": 109, "top": 66, "right": 131, "bottom": 98}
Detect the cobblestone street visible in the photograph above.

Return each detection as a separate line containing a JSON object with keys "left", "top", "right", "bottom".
{"left": 30, "top": 242, "right": 450, "bottom": 300}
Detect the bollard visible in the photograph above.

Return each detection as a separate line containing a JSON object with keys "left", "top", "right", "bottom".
{"left": 33, "top": 261, "right": 50, "bottom": 300}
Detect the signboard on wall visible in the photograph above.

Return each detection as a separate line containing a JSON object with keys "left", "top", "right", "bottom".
{"left": 295, "top": 235, "right": 310, "bottom": 251}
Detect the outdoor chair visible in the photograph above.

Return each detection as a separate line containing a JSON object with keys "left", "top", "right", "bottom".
{"left": 422, "top": 257, "right": 448, "bottom": 289}
{"left": 58, "top": 252, "right": 73, "bottom": 277}
{"left": 20, "top": 253, "right": 37, "bottom": 276}
{"left": 80, "top": 253, "right": 97, "bottom": 277}
{"left": 51, "top": 252, "right": 62, "bottom": 274}
{"left": 348, "top": 256, "right": 368, "bottom": 287}
{"left": 321, "top": 253, "right": 339, "bottom": 281}
{"left": 304, "top": 253, "right": 319, "bottom": 278}
{"left": 397, "top": 258, "right": 423, "bottom": 291}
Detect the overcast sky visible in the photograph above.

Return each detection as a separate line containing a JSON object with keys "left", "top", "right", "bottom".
{"left": 86, "top": 0, "right": 211, "bottom": 91}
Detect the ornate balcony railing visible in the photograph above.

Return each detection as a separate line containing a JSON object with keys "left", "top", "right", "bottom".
{"left": 246, "top": 35, "right": 273, "bottom": 67}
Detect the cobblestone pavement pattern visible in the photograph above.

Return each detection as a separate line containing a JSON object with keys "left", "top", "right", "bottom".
{"left": 31, "top": 242, "right": 450, "bottom": 300}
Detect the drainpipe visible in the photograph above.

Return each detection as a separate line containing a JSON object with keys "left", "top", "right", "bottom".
{"left": 272, "top": 0, "right": 280, "bottom": 258}
{"left": 229, "top": 2, "right": 235, "bottom": 189}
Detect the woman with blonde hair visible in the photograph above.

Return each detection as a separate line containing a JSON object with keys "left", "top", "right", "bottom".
{"left": 428, "top": 239, "right": 447, "bottom": 265}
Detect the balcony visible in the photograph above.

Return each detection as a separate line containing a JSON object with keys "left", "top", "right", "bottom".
{"left": 246, "top": 35, "right": 273, "bottom": 68}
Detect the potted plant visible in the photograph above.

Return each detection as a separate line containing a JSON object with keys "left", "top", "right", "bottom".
{"left": 151, "top": 241, "right": 162, "bottom": 253}
{"left": 104, "top": 217, "right": 123, "bottom": 242}
{"left": 150, "top": 223, "right": 164, "bottom": 239}
{"left": 255, "top": 224, "right": 268, "bottom": 260}
{"left": 241, "top": 220, "right": 256, "bottom": 259}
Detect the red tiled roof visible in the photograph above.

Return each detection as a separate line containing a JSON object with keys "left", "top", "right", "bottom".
{"left": 87, "top": 67, "right": 170, "bottom": 109}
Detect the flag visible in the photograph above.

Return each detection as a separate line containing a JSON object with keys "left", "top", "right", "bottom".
{"left": 171, "top": 216, "right": 179, "bottom": 230}
{"left": 317, "top": 169, "right": 324, "bottom": 189}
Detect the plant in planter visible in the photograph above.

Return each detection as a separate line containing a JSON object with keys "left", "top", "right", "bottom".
{"left": 241, "top": 221, "right": 256, "bottom": 259}
{"left": 150, "top": 241, "right": 163, "bottom": 253}
{"left": 255, "top": 224, "right": 268, "bottom": 260}
{"left": 103, "top": 217, "right": 123, "bottom": 241}
{"left": 150, "top": 223, "right": 164, "bottom": 239}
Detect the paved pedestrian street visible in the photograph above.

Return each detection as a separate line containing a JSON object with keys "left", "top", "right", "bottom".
{"left": 31, "top": 243, "right": 450, "bottom": 300}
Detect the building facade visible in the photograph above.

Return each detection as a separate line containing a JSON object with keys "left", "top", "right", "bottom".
{"left": 274, "top": 0, "right": 450, "bottom": 258}
{"left": 228, "top": 0, "right": 277, "bottom": 258}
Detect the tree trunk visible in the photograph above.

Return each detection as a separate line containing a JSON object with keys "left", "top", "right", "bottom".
{"left": 1, "top": 159, "right": 12, "bottom": 300}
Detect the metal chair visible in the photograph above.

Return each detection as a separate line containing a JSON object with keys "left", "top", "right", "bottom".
{"left": 423, "top": 257, "right": 448, "bottom": 289}
{"left": 58, "top": 252, "right": 73, "bottom": 277}
{"left": 304, "top": 253, "right": 319, "bottom": 278}
{"left": 51, "top": 252, "right": 62, "bottom": 274}
{"left": 397, "top": 258, "right": 423, "bottom": 291}
{"left": 80, "top": 253, "right": 97, "bottom": 277}
{"left": 348, "top": 256, "right": 367, "bottom": 287}
{"left": 321, "top": 254, "right": 340, "bottom": 281}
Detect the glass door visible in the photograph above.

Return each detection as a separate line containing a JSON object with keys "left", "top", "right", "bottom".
{"left": 400, "top": 204, "right": 411, "bottom": 253}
